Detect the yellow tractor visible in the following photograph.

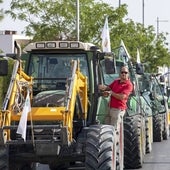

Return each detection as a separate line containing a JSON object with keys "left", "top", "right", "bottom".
{"left": 0, "top": 41, "right": 122, "bottom": 170}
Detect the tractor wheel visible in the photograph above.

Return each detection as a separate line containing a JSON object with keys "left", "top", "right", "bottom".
{"left": 145, "top": 117, "right": 152, "bottom": 153}
{"left": 153, "top": 114, "right": 163, "bottom": 142}
{"left": 116, "top": 116, "right": 124, "bottom": 170}
{"left": 162, "top": 113, "right": 169, "bottom": 140}
{"left": 0, "top": 145, "right": 8, "bottom": 170}
{"left": 124, "top": 115, "right": 145, "bottom": 169}
{"left": 85, "top": 125, "right": 117, "bottom": 170}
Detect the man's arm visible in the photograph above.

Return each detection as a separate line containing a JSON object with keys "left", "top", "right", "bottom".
{"left": 98, "top": 84, "right": 111, "bottom": 91}
{"left": 112, "top": 82, "right": 133, "bottom": 100}
{"left": 98, "top": 84, "right": 126, "bottom": 99}
{"left": 111, "top": 82, "right": 133, "bottom": 100}
{"left": 111, "top": 91, "right": 127, "bottom": 100}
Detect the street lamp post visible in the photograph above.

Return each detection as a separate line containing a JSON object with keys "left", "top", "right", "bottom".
{"left": 156, "top": 17, "right": 168, "bottom": 38}
{"left": 119, "top": 0, "right": 145, "bottom": 26}
{"left": 76, "top": 0, "right": 79, "bottom": 41}
{"left": 142, "top": 0, "right": 144, "bottom": 26}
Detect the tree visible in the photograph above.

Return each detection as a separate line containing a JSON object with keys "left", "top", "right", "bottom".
{"left": 109, "top": 18, "right": 170, "bottom": 72}
{"left": 0, "top": 0, "right": 3, "bottom": 21}
{"left": 6, "top": 0, "right": 110, "bottom": 41}
{"left": 6, "top": 0, "right": 170, "bottom": 71}
{"left": 0, "top": 0, "right": 4, "bottom": 53}
{"left": 6, "top": 0, "right": 127, "bottom": 42}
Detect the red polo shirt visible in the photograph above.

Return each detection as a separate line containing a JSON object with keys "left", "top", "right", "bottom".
{"left": 109, "top": 78, "right": 133, "bottom": 110}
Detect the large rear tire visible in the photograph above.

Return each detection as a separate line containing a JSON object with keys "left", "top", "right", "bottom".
{"left": 124, "top": 115, "right": 145, "bottom": 169}
{"left": 153, "top": 114, "right": 163, "bottom": 142}
{"left": 0, "top": 145, "right": 8, "bottom": 170}
{"left": 85, "top": 125, "right": 117, "bottom": 170}
{"left": 162, "top": 113, "right": 169, "bottom": 140}
{"left": 145, "top": 117, "right": 152, "bottom": 153}
{"left": 116, "top": 116, "right": 124, "bottom": 170}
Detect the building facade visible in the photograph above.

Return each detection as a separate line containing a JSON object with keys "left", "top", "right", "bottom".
{"left": 0, "top": 30, "right": 32, "bottom": 54}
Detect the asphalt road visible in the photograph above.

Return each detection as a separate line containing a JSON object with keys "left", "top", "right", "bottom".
{"left": 127, "top": 138, "right": 170, "bottom": 170}
{"left": 36, "top": 138, "right": 170, "bottom": 170}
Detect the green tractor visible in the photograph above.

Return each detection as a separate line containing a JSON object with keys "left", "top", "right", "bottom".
{"left": 137, "top": 73, "right": 154, "bottom": 153}
{"left": 153, "top": 74, "right": 169, "bottom": 141}
{"left": 139, "top": 73, "right": 169, "bottom": 142}
{"left": 100, "top": 41, "right": 152, "bottom": 169}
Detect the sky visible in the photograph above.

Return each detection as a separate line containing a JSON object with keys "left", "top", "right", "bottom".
{"left": 0, "top": 0, "right": 170, "bottom": 46}
{"left": 105, "top": 0, "right": 170, "bottom": 41}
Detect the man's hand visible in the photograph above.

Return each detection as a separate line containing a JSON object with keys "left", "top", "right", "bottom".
{"left": 98, "top": 84, "right": 110, "bottom": 91}
{"left": 102, "top": 91, "right": 111, "bottom": 97}
{"left": 98, "top": 84, "right": 106, "bottom": 91}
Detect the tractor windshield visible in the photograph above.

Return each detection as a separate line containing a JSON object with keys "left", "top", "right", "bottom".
{"left": 27, "top": 53, "right": 88, "bottom": 91}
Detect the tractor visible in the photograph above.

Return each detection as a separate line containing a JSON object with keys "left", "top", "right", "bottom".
{"left": 0, "top": 41, "right": 123, "bottom": 170}
{"left": 101, "top": 41, "right": 153, "bottom": 169}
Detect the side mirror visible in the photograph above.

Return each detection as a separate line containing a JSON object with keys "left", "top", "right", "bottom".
{"left": 149, "top": 92, "right": 154, "bottom": 100}
{"left": 160, "top": 75, "right": 165, "bottom": 82}
{"left": 0, "top": 60, "right": 8, "bottom": 76}
{"left": 136, "top": 63, "right": 144, "bottom": 75}
{"left": 161, "top": 99, "right": 165, "bottom": 105}
{"left": 104, "top": 58, "right": 116, "bottom": 74}
{"left": 167, "top": 87, "right": 170, "bottom": 97}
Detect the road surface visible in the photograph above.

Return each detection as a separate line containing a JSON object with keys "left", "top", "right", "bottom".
{"left": 127, "top": 138, "right": 170, "bottom": 170}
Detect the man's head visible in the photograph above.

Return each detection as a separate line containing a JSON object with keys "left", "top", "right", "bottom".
{"left": 120, "top": 66, "right": 129, "bottom": 81}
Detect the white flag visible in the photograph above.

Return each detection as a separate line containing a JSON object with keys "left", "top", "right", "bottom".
{"left": 120, "top": 40, "right": 131, "bottom": 59}
{"left": 17, "top": 91, "right": 31, "bottom": 141}
{"left": 101, "top": 17, "right": 111, "bottom": 52}
{"left": 136, "top": 48, "right": 141, "bottom": 63}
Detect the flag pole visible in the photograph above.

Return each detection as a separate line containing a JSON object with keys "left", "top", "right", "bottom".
{"left": 76, "top": 0, "right": 80, "bottom": 41}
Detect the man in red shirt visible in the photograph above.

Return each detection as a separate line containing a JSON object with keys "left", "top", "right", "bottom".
{"left": 99, "top": 66, "right": 133, "bottom": 127}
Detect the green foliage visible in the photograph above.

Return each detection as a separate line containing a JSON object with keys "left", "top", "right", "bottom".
{"left": 0, "top": 0, "right": 4, "bottom": 21}
{"left": 5, "top": 0, "right": 170, "bottom": 71}
{"left": 0, "top": 0, "right": 4, "bottom": 52}
{"left": 0, "top": 57, "right": 15, "bottom": 107}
